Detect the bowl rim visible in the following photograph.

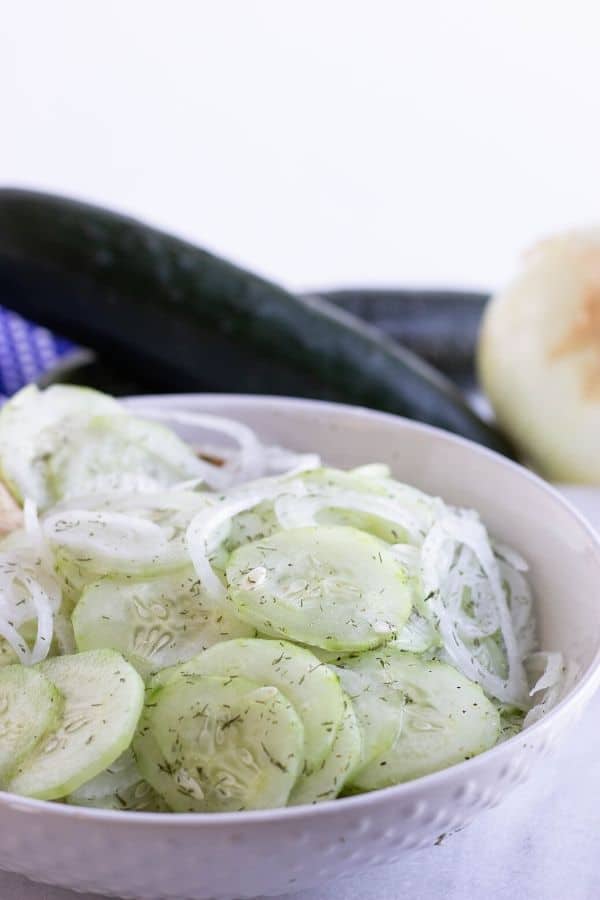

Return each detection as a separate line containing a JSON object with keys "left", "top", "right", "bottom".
{"left": 3, "top": 392, "right": 600, "bottom": 827}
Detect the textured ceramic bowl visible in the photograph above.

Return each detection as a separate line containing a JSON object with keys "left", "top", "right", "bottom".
{"left": 1, "top": 395, "right": 600, "bottom": 900}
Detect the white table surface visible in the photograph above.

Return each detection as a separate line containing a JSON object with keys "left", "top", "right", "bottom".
{"left": 2, "top": 487, "right": 600, "bottom": 900}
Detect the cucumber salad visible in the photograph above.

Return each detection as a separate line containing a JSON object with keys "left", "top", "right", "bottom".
{"left": 0, "top": 386, "right": 566, "bottom": 812}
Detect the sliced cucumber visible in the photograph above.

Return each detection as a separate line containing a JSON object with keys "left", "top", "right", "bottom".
{"left": 0, "top": 639, "right": 17, "bottom": 668}
{"left": 8, "top": 649, "right": 144, "bottom": 800}
{"left": 333, "top": 658, "right": 405, "bottom": 769}
{"left": 295, "top": 467, "right": 445, "bottom": 544}
{"left": 0, "top": 665, "right": 63, "bottom": 786}
{"left": 73, "top": 570, "right": 254, "bottom": 676}
{"left": 135, "top": 674, "right": 304, "bottom": 812}
{"left": 389, "top": 611, "right": 439, "bottom": 653}
{"left": 5, "top": 611, "right": 78, "bottom": 664}
{"left": 152, "top": 638, "right": 345, "bottom": 773}
{"left": 67, "top": 750, "right": 167, "bottom": 811}
{"left": 131, "top": 728, "right": 178, "bottom": 811}
{"left": 222, "top": 500, "right": 278, "bottom": 559}
{"left": 48, "top": 414, "right": 205, "bottom": 501}
{"left": 46, "top": 491, "right": 216, "bottom": 581}
{"left": 212, "top": 467, "right": 442, "bottom": 607}
{"left": 288, "top": 696, "right": 361, "bottom": 805}
{"left": 343, "top": 649, "right": 500, "bottom": 790}
{"left": 0, "top": 385, "right": 122, "bottom": 507}
{"left": 221, "top": 466, "right": 443, "bottom": 560}
{"left": 51, "top": 611, "right": 77, "bottom": 656}
{"left": 226, "top": 526, "right": 413, "bottom": 651}
{"left": 54, "top": 551, "right": 93, "bottom": 603}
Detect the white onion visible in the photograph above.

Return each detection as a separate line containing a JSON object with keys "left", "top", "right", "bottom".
{"left": 131, "top": 407, "right": 265, "bottom": 486}
{"left": 479, "top": 229, "right": 600, "bottom": 482}
{"left": 131, "top": 406, "right": 322, "bottom": 488}
{"left": 0, "top": 617, "right": 31, "bottom": 663}
{"left": 421, "top": 512, "right": 528, "bottom": 706}
{"left": 493, "top": 540, "right": 529, "bottom": 572}
{"left": 186, "top": 478, "right": 308, "bottom": 601}
{"left": 23, "top": 497, "right": 54, "bottom": 571}
{"left": 523, "top": 651, "right": 571, "bottom": 727}
{"left": 262, "top": 446, "right": 322, "bottom": 476}
{"left": 273, "top": 490, "right": 423, "bottom": 544}
{"left": 43, "top": 509, "right": 180, "bottom": 572}
{"left": 25, "top": 575, "right": 55, "bottom": 664}
{"left": 0, "top": 533, "right": 59, "bottom": 665}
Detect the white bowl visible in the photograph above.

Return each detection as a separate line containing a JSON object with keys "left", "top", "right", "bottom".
{"left": 2, "top": 394, "right": 600, "bottom": 900}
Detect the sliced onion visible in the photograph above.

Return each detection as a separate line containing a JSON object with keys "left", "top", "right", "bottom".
{"left": 389, "top": 543, "right": 421, "bottom": 570}
{"left": 131, "top": 405, "right": 323, "bottom": 488}
{"left": 273, "top": 490, "right": 423, "bottom": 543}
{"left": 499, "top": 559, "right": 536, "bottom": 658}
{"left": 24, "top": 574, "right": 55, "bottom": 664}
{"left": 43, "top": 509, "right": 183, "bottom": 572}
{"left": 186, "top": 478, "right": 308, "bottom": 601}
{"left": 23, "top": 497, "right": 54, "bottom": 571}
{"left": 262, "top": 446, "right": 322, "bottom": 476}
{"left": 493, "top": 540, "right": 529, "bottom": 572}
{"left": 131, "top": 408, "right": 265, "bottom": 486}
{"left": 523, "top": 651, "right": 571, "bottom": 727}
{"left": 349, "top": 463, "right": 391, "bottom": 480}
{"left": 0, "top": 537, "right": 58, "bottom": 665}
{"left": 526, "top": 650, "right": 564, "bottom": 696}
{"left": 186, "top": 493, "right": 268, "bottom": 601}
{"left": 0, "top": 617, "right": 31, "bottom": 663}
{"left": 421, "top": 513, "right": 527, "bottom": 706}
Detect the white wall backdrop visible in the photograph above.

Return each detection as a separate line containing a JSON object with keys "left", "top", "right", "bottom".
{"left": 1, "top": 0, "right": 599, "bottom": 292}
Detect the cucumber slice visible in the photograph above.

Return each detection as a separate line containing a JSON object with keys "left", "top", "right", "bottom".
{"left": 1, "top": 527, "right": 79, "bottom": 657}
{"left": 0, "top": 665, "right": 63, "bottom": 785}
{"left": 389, "top": 611, "right": 439, "bottom": 653}
{"left": 333, "top": 659, "right": 405, "bottom": 769}
{"left": 46, "top": 491, "right": 216, "bottom": 581}
{"left": 51, "top": 611, "right": 77, "bottom": 656}
{"left": 297, "top": 467, "right": 444, "bottom": 545}
{"left": 0, "top": 639, "right": 17, "bottom": 667}
{"left": 67, "top": 750, "right": 167, "bottom": 811}
{"left": 262, "top": 467, "right": 444, "bottom": 545}
{"left": 342, "top": 649, "right": 500, "bottom": 790}
{"left": 8, "top": 649, "right": 144, "bottom": 800}
{"left": 54, "top": 551, "right": 91, "bottom": 603}
{"left": 72, "top": 570, "right": 254, "bottom": 676}
{"left": 0, "top": 385, "right": 122, "bottom": 507}
{"left": 136, "top": 674, "right": 304, "bottom": 812}
{"left": 226, "top": 526, "right": 413, "bottom": 651}
{"left": 152, "top": 638, "right": 345, "bottom": 773}
{"left": 4, "top": 611, "right": 77, "bottom": 664}
{"left": 48, "top": 415, "right": 205, "bottom": 501}
{"left": 288, "top": 697, "right": 361, "bottom": 805}
{"left": 131, "top": 728, "right": 178, "bottom": 811}
{"left": 222, "top": 500, "right": 278, "bottom": 559}
{"left": 222, "top": 467, "right": 444, "bottom": 559}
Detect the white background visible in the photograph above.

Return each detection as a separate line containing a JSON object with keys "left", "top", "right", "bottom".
{"left": 2, "top": 0, "right": 600, "bottom": 293}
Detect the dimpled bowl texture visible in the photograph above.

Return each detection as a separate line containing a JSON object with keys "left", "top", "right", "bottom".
{"left": 1, "top": 395, "right": 599, "bottom": 900}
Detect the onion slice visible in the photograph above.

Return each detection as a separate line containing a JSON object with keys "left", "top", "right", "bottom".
{"left": 421, "top": 512, "right": 528, "bottom": 706}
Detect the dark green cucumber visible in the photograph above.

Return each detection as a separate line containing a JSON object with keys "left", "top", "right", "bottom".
{"left": 0, "top": 188, "right": 511, "bottom": 454}
{"left": 317, "top": 289, "right": 487, "bottom": 386}
{"left": 40, "top": 289, "right": 486, "bottom": 394}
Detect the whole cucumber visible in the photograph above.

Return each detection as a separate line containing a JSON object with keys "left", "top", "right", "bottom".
{"left": 0, "top": 189, "right": 510, "bottom": 455}
{"left": 318, "top": 289, "right": 486, "bottom": 386}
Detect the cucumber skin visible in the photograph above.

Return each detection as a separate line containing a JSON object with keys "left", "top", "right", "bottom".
{"left": 319, "top": 289, "right": 486, "bottom": 385}
{"left": 0, "top": 189, "right": 512, "bottom": 456}
{"left": 8, "top": 650, "right": 145, "bottom": 801}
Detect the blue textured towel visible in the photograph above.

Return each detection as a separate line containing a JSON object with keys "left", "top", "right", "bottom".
{"left": 0, "top": 308, "right": 73, "bottom": 399}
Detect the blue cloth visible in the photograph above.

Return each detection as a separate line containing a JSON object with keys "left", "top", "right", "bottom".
{"left": 0, "top": 308, "right": 73, "bottom": 398}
